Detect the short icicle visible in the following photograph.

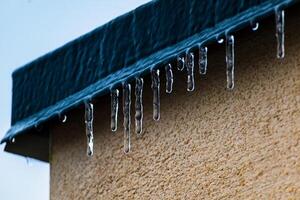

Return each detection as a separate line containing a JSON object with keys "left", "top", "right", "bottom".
{"left": 186, "top": 52, "right": 195, "bottom": 91}
{"left": 199, "top": 46, "right": 208, "bottom": 75}
{"left": 110, "top": 89, "right": 119, "bottom": 132}
{"left": 123, "top": 83, "right": 131, "bottom": 153}
{"left": 177, "top": 56, "right": 185, "bottom": 71}
{"left": 151, "top": 69, "right": 160, "bottom": 121}
{"left": 165, "top": 64, "right": 173, "bottom": 93}
{"left": 84, "top": 101, "right": 94, "bottom": 157}
{"left": 135, "top": 78, "right": 144, "bottom": 135}
{"left": 275, "top": 9, "right": 285, "bottom": 59}
{"left": 226, "top": 35, "right": 235, "bottom": 90}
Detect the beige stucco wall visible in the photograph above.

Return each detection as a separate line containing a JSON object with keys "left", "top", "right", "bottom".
{"left": 50, "top": 9, "right": 300, "bottom": 200}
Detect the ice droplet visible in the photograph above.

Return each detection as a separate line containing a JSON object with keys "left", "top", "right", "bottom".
{"left": 217, "top": 38, "right": 224, "bottom": 44}
{"left": 199, "top": 46, "right": 208, "bottom": 75}
{"left": 186, "top": 52, "right": 195, "bottom": 91}
{"left": 123, "top": 83, "right": 131, "bottom": 153}
{"left": 151, "top": 69, "right": 160, "bottom": 121}
{"left": 61, "top": 115, "right": 67, "bottom": 123}
{"left": 11, "top": 137, "right": 15, "bottom": 143}
{"left": 275, "top": 9, "right": 285, "bottom": 59}
{"left": 177, "top": 56, "right": 185, "bottom": 71}
{"left": 226, "top": 35, "right": 235, "bottom": 90}
{"left": 251, "top": 22, "right": 259, "bottom": 31}
{"left": 165, "top": 63, "right": 173, "bottom": 93}
{"left": 135, "top": 78, "right": 144, "bottom": 135}
{"left": 110, "top": 89, "right": 119, "bottom": 132}
{"left": 84, "top": 101, "right": 94, "bottom": 157}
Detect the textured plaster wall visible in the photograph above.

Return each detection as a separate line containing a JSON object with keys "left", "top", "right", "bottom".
{"left": 50, "top": 9, "right": 300, "bottom": 200}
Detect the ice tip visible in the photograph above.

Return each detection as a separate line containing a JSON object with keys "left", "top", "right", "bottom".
{"left": 123, "top": 145, "right": 131, "bottom": 154}
{"left": 87, "top": 150, "right": 93, "bottom": 157}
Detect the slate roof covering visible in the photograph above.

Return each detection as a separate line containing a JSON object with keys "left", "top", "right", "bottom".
{"left": 1, "top": 0, "right": 297, "bottom": 162}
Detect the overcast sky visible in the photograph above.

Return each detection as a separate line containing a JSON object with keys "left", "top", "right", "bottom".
{"left": 0, "top": 1, "right": 149, "bottom": 199}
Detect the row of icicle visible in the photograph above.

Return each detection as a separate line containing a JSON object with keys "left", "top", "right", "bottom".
{"left": 10, "top": 9, "right": 285, "bottom": 157}
{"left": 83, "top": 9, "right": 285, "bottom": 156}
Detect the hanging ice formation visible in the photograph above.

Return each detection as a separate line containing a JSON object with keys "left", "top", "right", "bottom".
{"left": 276, "top": 9, "right": 285, "bottom": 59}
{"left": 110, "top": 89, "right": 119, "bottom": 132}
{"left": 199, "top": 46, "right": 208, "bottom": 75}
{"left": 74, "top": 8, "right": 288, "bottom": 156}
{"left": 165, "top": 64, "right": 174, "bottom": 93}
{"left": 186, "top": 52, "right": 195, "bottom": 91}
{"left": 84, "top": 101, "right": 94, "bottom": 157}
{"left": 226, "top": 35, "right": 235, "bottom": 90}
{"left": 123, "top": 83, "right": 131, "bottom": 153}
{"left": 135, "top": 78, "right": 144, "bottom": 135}
{"left": 151, "top": 69, "right": 160, "bottom": 121}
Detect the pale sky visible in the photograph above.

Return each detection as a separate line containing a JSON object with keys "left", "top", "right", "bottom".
{"left": 0, "top": 1, "right": 149, "bottom": 199}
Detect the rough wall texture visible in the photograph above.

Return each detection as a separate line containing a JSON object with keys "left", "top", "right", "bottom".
{"left": 50, "top": 10, "right": 300, "bottom": 200}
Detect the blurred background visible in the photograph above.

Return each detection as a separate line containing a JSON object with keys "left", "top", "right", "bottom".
{"left": 0, "top": 0, "right": 149, "bottom": 199}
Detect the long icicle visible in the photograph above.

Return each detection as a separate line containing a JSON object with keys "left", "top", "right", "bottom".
{"left": 151, "top": 69, "right": 160, "bottom": 121}
{"left": 165, "top": 63, "right": 173, "bottom": 93}
{"left": 199, "top": 46, "right": 208, "bottom": 75}
{"left": 84, "top": 101, "right": 94, "bottom": 157}
{"left": 123, "top": 83, "right": 131, "bottom": 153}
{"left": 135, "top": 78, "right": 144, "bottom": 136}
{"left": 186, "top": 52, "right": 195, "bottom": 91}
{"left": 226, "top": 35, "right": 235, "bottom": 90}
{"left": 275, "top": 9, "right": 285, "bottom": 59}
{"left": 110, "top": 89, "right": 119, "bottom": 132}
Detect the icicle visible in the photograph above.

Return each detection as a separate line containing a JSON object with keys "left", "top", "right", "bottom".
{"left": 177, "top": 56, "right": 185, "bottom": 71}
{"left": 186, "top": 52, "right": 195, "bottom": 91}
{"left": 199, "top": 46, "right": 208, "bottom": 75}
{"left": 123, "top": 83, "right": 131, "bottom": 153}
{"left": 251, "top": 22, "right": 259, "bottom": 31}
{"left": 84, "top": 101, "right": 94, "bottom": 157}
{"left": 275, "top": 9, "right": 285, "bottom": 59}
{"left": 110, "top": 89, "right": 119, "bottom": 132}
{"left": 226, "top": 35, "right": 235, "bottom": 90}
{"left": 135, "top": 78, "right": 144, "bottom": 135}
{"left": 151, "top": 69, "right": 160, "bottom": 121}
{"left": 165, "top": 63, "right": 173, "bottom": 93}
